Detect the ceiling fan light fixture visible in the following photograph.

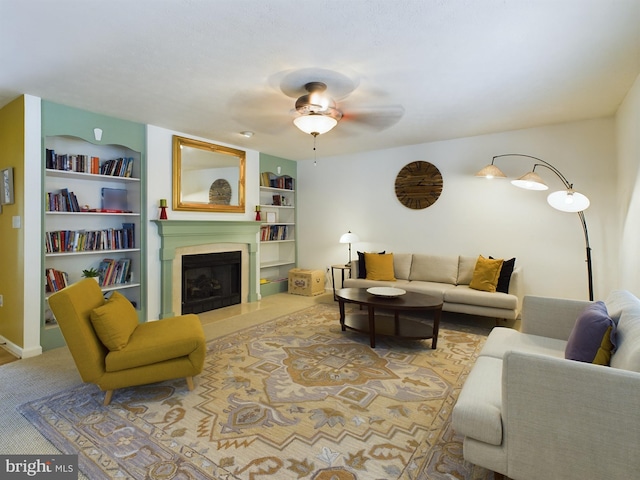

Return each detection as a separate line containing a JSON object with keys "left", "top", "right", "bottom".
{"left": 292, "top": 81, "right": 343, "bottom": 135}
{"left": 296, "top": 92, "right": 334, "bottom": 114}
{"left": 293, "top": 113, "right": 338, "bottom": 135}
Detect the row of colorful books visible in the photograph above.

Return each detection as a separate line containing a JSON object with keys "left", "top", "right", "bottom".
{"left": 46, "top": 188, "right": 80, "bottom": 212}
{"left": 45, "top": 268, "right": 69, "bottom": 293}
{"left": 45, "top": 223, "right": 135, "bottom": 253}
{"left": 45, "top": 187, "right": 132, "bottom": 213}
{"left": 260, "top": 172, "right": 294, "bottom": 190}
{"left": 46, "top": 149, "right": 135, "bottom": 177}
{"left": 260, "top": 224, "right": 291, "bottom": 242}
{"left": 97, "top": 258, "right": 132, "bottom": 286}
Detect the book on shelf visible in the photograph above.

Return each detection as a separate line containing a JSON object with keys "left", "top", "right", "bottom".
{"left": 260, "top": 172, "right": 294, "bottom": 190}
{"left": 121, "top": 223, "right": 135, "bottom": 249}
{"left": 260, "top": 224, "right": 290, "bottom": 241}
{"left": 97, "top": 257, "right": 132, "bottom": 286}
{"left": 45, "top": 223, "right": 135, "bottom": 253}
{"left": 46, "top": 188, "right": 80, "bottom": 212}
{"left": 100, "top": 157, "right": 134, "bottom": 177}
{"left": 45, "top": 268, "right": 69, "bottom": 293}
{"left": 46, "top": 149, "right": 134, "bottom": 177}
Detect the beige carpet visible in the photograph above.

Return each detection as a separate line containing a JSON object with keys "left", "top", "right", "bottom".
{"left": 18, "top": 303, "right": 493, "bottom": 480}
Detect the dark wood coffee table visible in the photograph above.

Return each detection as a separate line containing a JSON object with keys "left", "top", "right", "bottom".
{"left": 335, "top": 287, "right": 442, "bottom": 348}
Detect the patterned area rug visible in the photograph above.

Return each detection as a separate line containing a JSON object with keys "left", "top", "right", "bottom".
{"left": 19, "top": 304, "right": 494, "bottom": 480}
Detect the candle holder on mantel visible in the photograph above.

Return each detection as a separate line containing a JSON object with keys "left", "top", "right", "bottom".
{"left": 255, "top": 205, "right": 261, "bottom": 221}
{"left": 159, "top": 199, "right": 168, "bottom": 220}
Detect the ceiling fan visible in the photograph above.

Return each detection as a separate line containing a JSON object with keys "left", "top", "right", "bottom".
{"left": 292, "top": 81, "right": 343, "bottom": 136}
{"left": 229, "top": 68, "right": 405, "bottom": 137}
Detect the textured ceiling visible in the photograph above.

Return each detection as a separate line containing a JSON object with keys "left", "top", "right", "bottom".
{"left": 1, "top": 0, "right": 639, "bottom": 161}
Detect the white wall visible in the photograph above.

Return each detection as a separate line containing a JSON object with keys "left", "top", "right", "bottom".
{"left": 143, "top": 112, "right": 629, "bottom": 312}
{"left": 23, "top": 94, "right": 43, "bottom": 356}
{"left": 297, "top": 118, "right": 618, "bottom": 300}
{"left": 616, "top": 73, "right": 640, "bottom": 296}
{"left": 145, "top": 125, "right": 260, "bottom": 320}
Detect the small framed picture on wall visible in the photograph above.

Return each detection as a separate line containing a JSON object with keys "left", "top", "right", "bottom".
{"left": 1, "top": 167, "right": 14, "bottom": 205}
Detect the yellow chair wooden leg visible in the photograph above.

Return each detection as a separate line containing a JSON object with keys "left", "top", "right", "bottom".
{"left": 186, "top": 376, "right": 195, "bottom": 391}
{"left": 103, "top": 390, "right": 114, "bottom": 406}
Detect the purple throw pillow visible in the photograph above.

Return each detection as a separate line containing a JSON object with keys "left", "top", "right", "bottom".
{"left": 565, "top": 301, "right": 616, "bottom": 363}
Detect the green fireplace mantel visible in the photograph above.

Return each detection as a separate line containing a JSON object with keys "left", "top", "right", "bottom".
{"left": 153, "top": 220, "right": 261, "bottom": 318}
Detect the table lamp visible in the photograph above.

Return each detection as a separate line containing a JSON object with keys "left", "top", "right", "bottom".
{"left": 339, "top": 230, "right": 360, "bottom": 266}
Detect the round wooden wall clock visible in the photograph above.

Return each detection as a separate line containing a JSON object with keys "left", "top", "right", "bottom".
{"left": 395, "top": 161, "right": 443, "bottom": 209}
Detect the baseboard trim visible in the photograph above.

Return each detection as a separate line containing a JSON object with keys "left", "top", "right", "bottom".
{"left": 0, "top": 335, "right": 42, "bottom": 359}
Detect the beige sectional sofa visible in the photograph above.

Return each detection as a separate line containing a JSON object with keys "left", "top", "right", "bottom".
{"left": 452, "top": 290, "right": 640, "bottom": 479}
{"left": 343, "top": 253, "right": 522, "bottom": 321}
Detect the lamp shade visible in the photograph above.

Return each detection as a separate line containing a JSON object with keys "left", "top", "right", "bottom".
{"left": 340, "top": 231, "right": 359, "bottom": 244}
{"left": 547, "top": 190, "right": 590, "bottom": 212}
{"left": 293, "top": 114, "right": 338, "bottom": 135}
{"left": 511, "top": 171, "right": 548, "bottom": 190}
{"left": 475, "top": 164, "right": 507, "bottom": 179}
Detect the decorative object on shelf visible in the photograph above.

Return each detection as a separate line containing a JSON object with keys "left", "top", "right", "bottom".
{"left": 101, "top": 188, "right": 129, "bottom": 211}
{"left": 266, "top": 212, "right": 276, "bottom": 223}
{"left": 172, "top": 135, "right": 246, "bottom": 213}
{"left": 255, "top": 205, "right": 261, "bottom": 221}
{"left": 395, "top": 161, "right": 443, "bottom": 210}
{"left": 159, "top": 199, "right": 168, "bottom": 220}
{"left": 476, "top": 153, "right": 593, "bottom": 300}
{"left": 1, "top": 167, "right": 14, "bottom": 205}
{"left": 339, "top": 230, "right": 360, "bottom": 266}
{"left": 81, "top": 267, "right": 99, "bottom": 278}
{"left": 81, "top": 267, "right": 100, "bottom": 284}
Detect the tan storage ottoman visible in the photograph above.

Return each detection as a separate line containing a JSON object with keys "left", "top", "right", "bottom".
{"left": 288, "top": 268, "right": 325, "bottom": 296}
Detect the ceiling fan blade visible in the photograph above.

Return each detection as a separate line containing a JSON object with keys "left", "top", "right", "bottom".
{"left": 275, "top": 67, "right": 359, "bottom": 99}
{"left": 228, "top": 89, "right": 292, "bottom": 134}
{"left": 340, "top": 105, "right": 405, "bottom": 131}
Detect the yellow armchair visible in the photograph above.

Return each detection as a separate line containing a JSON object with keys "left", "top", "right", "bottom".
{"left": 48, "top": 278, "right": 206, "bottom": 405}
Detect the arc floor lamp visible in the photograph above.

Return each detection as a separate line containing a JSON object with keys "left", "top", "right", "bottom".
{"left": 476, "top": 153, "right": 593, "bottom": 301}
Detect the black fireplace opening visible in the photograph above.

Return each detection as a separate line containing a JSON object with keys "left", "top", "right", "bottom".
{"left": 182, "top": 251, "right": 241, "bottom": 314}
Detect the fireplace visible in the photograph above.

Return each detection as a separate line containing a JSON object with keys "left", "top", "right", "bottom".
{"left": 181, "top": 251, "right": 241, "bottom": 314}
{"left": 153, "top": 220, "right": 260, "bottom": 319}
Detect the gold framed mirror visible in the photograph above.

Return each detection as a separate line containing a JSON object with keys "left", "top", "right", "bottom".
{"left": 173, "top": 135, "right": 246, "bottom": 213}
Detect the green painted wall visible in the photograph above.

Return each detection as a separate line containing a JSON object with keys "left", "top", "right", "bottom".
{"left": 260, "top": 153, "right": 297, "bottom": 179}
{"left": 0, "top": 96, "right": 25, "bottom": 347}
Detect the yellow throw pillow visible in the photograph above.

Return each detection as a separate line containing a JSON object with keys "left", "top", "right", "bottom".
{"left": 90, "top": 292, "right": 139, "bottom": 351}
{"left": 592, "top": 325, "right": 615, "bottom": 366}
{"left": 365, "top": 252, "right": 396, "bottom": 281}
{"left": 469, "top": 255, "right": 503, "bottom": 293}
